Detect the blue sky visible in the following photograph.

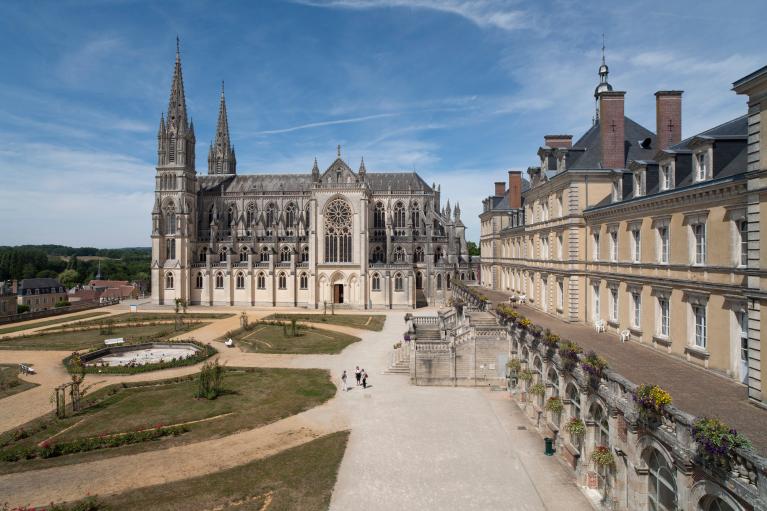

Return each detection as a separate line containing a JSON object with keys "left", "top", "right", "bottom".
{"left": 0, "top": 0, "right": 764, "bottom": 247}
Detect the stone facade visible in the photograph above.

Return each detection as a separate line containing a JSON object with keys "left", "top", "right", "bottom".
{"left": 151, "top": 43, "right": 476, "bottom": 310}
{"left": 16, "top": 278, "right": 67, "bottom": 313}
{"left": 480, "top": 57, "right": 767, "bottom": 405}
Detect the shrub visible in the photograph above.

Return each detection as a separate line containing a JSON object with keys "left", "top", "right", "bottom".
{"left": 691, "top": 417, "right": 752, "bottom": 458}
{"left": 565, "top": 417, "right": 586, "bottom": 437}
{"left": 558, "top": 341, "right": 583, "bottom": 371}
{"left": 581, "top": 351, "right": 608, "bottom": 388}
{"left": 590, "top": 445, "right": 615, "bottom": 467}
{"left": 54, "top": 299, "right": 71, "bottom": 308}
{"left": 506, "top": 359, "right": 522, "bottom": 373}
{"left": 528, "top": 383, "right": 545, "bottom": 397}
{"left": 518, "top": 369, "right": 533, "bottom": 381}
{"left": 196, "top": 358, "right": 225, "bottom": 400}
{"left": 17, "top": 304, "right": 30, "bottom": 314}
{"left": 545, "top": 396, "right": 564, "bottom": 413}
{"left": 633, "top": 384, "right": 672, "bottom": 416}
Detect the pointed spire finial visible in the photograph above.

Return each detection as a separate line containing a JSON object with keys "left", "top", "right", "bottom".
{"left": 359, "top": 156, "right": 367, "bottom": 174}
{"left": 337, "top": 144, "right": 341, "bottom": 158}
{"left": 176, "top": 35, "right": 180, "bottom": 57}
{"left": 601, "top": 33, "right": 605, "bottom": 65}
{"left": 221, "top": 80, "right": 224, "bottom": 96}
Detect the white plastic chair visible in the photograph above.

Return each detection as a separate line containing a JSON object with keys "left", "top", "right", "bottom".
{"left": 620, "top": 330, "right": 630, "bottom": 343}
{"left": 595, "top": 320, "right": 606, "bottom": 333}
{"left": 225, "top": 338, "right": 234, "bottom": 348}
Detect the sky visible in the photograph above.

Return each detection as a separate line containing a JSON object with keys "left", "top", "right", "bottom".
{"left": 0, "top": 0, "right": 765, "bottom": 248}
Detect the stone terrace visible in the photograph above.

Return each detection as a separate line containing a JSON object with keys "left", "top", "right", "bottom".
{"left": 479, "top": 286, "right": 767, "bottom": 455}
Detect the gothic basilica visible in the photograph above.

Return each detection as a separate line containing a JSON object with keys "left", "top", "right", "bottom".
{"left": 151, "top": 44, "right": 476, "bottom": 308}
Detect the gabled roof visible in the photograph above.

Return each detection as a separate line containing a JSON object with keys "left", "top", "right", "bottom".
{"left": 18, "top": 278, "right": 63, "bottom": 291}
{"left": 565, "top": 117, "right": 656, "bottom": 170}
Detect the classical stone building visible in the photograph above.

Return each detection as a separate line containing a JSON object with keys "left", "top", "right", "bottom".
{"left": 151, "top": 43, "right": 476, "bottom": 309}
{"left": 15, "top": 278, "right": 67, "bottom": 313}
{"left": 480, "top": 56, "right": 767, "bottom": 406}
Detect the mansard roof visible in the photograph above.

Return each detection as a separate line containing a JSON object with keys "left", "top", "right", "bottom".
{"left": 564, "top": 116, "right": 656, "bottom": 170}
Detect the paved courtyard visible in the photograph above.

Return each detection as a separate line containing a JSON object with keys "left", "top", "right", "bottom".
{"left": 0, "top": 306, "right": 592, "bottom": 510}
{"left": 479, "top": 287, "right": 767, "bottom": 455}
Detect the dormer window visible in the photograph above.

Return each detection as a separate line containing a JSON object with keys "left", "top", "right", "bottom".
{"left": 633, "top": 172, "right": 644, "bottom": 198}
{"left": 695, "top": 152, "right": 708, "bottom": 182}
{"left": 660, "top": 163, "right": 673, "bottom": 191}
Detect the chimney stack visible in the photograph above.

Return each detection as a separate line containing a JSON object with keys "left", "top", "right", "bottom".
{"left": 599, "top": 91, "right": 626, "bottom": 169}
{"left": 507, "top": 171, "right": 522, "bottom": 209}
{"left": 11, "top": 280, "right": 18, "bottom": 295}
{"left": 544, "top": 135, "right": 573, "bottom": 149}
{"left": 494, "top": 181, "right": 506, "bottom": 197}
{"left": 655, "top": 91, "right": 682, "bottom": 151}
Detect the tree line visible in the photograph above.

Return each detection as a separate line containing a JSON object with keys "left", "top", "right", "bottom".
{"left": 0, "top": 245, "right": 150, "bottom": 289}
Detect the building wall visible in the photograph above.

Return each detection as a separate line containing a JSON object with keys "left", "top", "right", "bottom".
{"left": 18, "top": 291, "right": 68, "bottom": 312}
{"left": 0, "top": 295, "right": 16, "bottom": 317}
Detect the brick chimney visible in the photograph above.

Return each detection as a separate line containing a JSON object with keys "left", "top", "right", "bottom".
{"left": 544, "top": 135, "right": 573, "bottom": 149}
{"left": 494, "top": 181, "right": 506, "bottom": 197}
{"left": 599, "top": 91, "right": 626, "bottom": 169}
{"left": 11, "top": 280, "right": 18, "bottom": 294}
{"left": 507, "top": 171, "right": 522, "bottom": 209}
{"left": 655, "top": 91, "right": 682, "bottom": 151}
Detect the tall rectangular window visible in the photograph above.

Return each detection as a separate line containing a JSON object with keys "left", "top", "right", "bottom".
{"left": 658, "top": 227, "right": 669, "bottom": 264}
{"left": 693, "top": 223, "right": 706, "bottom": 265}
{"left": 631, "top": 292, "right": 641, "bottom": 328}
{"left": 738, "top": 310, "right": 748, "bottom": 362}
{"left": 557, "top": 280, "right": 564, "bottom": 310}
{"left": 632, "top": 229, "right": 641, "bottom": 263}
{"left": 693, "top": 305, "right": 707, "bottom": 348}
{"left": 593, "top": 284, "right": 600, "bottom": 321}
{"left": 696, "top": 153, "right": 707, "bottom": 181}
{"left": 660, "top": 164, "right": 672, "bottom": 190}
{"left": 610, "top": 288, "right": 618, "bottom": 321}
{"left": 610, "top": 231, "right": 618, "bottom": 262}
{"left": 557, "top": 234, "right": 563, "bottom": 260}
{"left": 658, "top": 298, "right": 669, "bottom": 337}
{"left": 593, "top": 232, "right": 600, "bottom": 261}
{"left": 739, "top": 220, "right": 748, "bottom": 267}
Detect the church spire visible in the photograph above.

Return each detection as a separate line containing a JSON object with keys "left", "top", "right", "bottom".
{"left": 157, "top": 38, "right": 195, "bottom": 171}
{"left": 208, "top": 81, "right": 236, "bottom": 175}
{"left": 167, "top": 36, "right": 188, "bottom": 132}
{"left": 593, "top": 34, "right": 613, "bottom": 123}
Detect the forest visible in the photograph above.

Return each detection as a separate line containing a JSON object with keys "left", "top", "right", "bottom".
{"left": 0, "top": 245, "right": 150, "bottom": 288}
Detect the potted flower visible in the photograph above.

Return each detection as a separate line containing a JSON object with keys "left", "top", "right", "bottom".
{"left": 518, "top": 318, "right": 532, "bottom": 330}
{"left": 565, "top": 417, "right": 586, "bottom": 437}
{"left": 590, "top": 445, "right": 615, "bottom": 467}
{"left": 529, "top": 383, "right": 546, "bottom": 397}
{"left": 633, "top": 384, "right": 672, "bottom": 421}
{"left": 545, "top": 396, "right": 564, "bottom": 414}
{"left": 580, "top": 351, "right": 608, "bottom": 389}
{"left": 506, "top": 358, "right": 522, "bottom": 374}
{"left": 558, "top": 341, "right": 582, "bottom": 372}
{"left": 691, "top": 417, "right": 751, "bottom": 462}
{"left": 518, "top": 369, "right": 533, "bottom": 382}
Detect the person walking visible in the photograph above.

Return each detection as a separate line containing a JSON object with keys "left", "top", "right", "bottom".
{"left": 362, "top": 369, "right": 368, "bottom": 389}
{"left": 355, "top": 366, "right": 361, "bottom": 386}
{"left": 341, "top": 370, "right": 348, "bottom": 392}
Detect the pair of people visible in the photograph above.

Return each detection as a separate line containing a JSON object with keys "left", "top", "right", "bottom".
{"left": 340, "top": 367, "right": 369, "bottom": 392}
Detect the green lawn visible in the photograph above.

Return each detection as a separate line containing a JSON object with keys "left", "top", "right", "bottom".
{"left": 0, "top": 311, "right": 110, "bottom": 335}
{"left": 0, "top": 364, "right": 39, "bottom": 399}
{"left": 236, "top": 323, "right": 360, "bottom": 354}
{"left": 40, "top": 312, "right": 234, "bottom": 331}
{"left": 0, "top": 322, "right": 209, "bottom": 351}
{"left": 0, "top": 367, "right": 336, "bottom": 473}
{"left": 266, "top": 313, "right": 386, "bottom": 331}
{"left": 54, "top": 431, "right": 349, "bottom": 511}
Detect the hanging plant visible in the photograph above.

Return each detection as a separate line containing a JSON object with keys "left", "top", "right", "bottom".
{"left": 506, "top": 359, "right": 522, "bottom": 373}
{"left": 565, "top": 417, "right": 586, "bottom": 436}
{"left": 590, "top": 446, "right": 615, "bottom": 467}
{"left": 517, "top": 318, "right": 532, "bottom": 329}
{"left": 529, "top": 383, "right": 546, "bottom": 397}
{"left": 518, "top": 369, "right": 534, "bottom": 382}
{"left": 545, "top": 396, "right": 564, "bottom": 413}
{"left": 543, "top": 330, "right": 561, "bottom": 349}
{"left": 633, "top": 384, "right": 672, "bottom": 415}
{"left": 691, "top": 417, "right": 752, "bottom": 459}
{"left": 558, "top": 341, "right": 583, "bottom": 371}
{"left": 529, "top": 324, "right": 543, "bottom": 337}
{"left": 581, "top": 351, "right": 608, "bottom": 388}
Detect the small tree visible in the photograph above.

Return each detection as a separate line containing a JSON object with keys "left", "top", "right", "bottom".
{"left": 196, "top": 359, "right": 225, "bottom": 400}
{"left": 58, "top": 268, "right": 80, "bottom": 290}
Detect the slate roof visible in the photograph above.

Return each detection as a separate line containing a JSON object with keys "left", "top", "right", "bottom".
{"left": 486, "top": 179, "right": 530, "bottom": 211}
{"left": 18, "top": 278, "right": 64, "bottom": 292}
{"left": 565, "top": 117, "right": 656, "bottom": 170}
{"left": 664, "top": 115, "right": 748, "bottom": 154}
{"left": 197, "top": 171, "right": 433, "bottom": 193}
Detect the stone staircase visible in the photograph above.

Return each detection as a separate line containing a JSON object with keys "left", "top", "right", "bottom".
{"left": 468, "top": 312, "right": 498, "bottom": 329}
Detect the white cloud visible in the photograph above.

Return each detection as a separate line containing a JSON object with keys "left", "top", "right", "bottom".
{"left": 291, "top": 0, "right": 530, "bottom": 31}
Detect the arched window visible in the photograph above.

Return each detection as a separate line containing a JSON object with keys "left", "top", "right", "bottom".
{"left": 208, "top": 205, "right": 215, "bottom": 225}
{"left": 372, "top": 246, "right": 384, "bottom": 264}
{"left": 547, "top": 368, "right": 559, "bottom": 396}
{"left": 246, "top": 203, "right": 256, "bottom": 225}
{"left": 165, "top": 238, "right": 176, "bottom": 260}
{"left": 280, "top": 246, "right": 291, "bottom": 263}
{"left": 260, "top": 246, "right": 270, "bottom": 262}
{"left": 471, "top": 271, "right": 476, "bottom": 280}
{"left": 199, "top": 246, "right": 208, "bottom": 263}
{"left": 374, "top": 201, "right": 385, "bottom": 229}
{"left": 305, "top": 205, "right": 311, "bottom": 232}
{"left": 393, "top": 246, "right": 406, "bottom": 263}
{"left": 434, "top": 247, "right": 444, "bottom": 264}
{"left": 284, "top": 203, "right": 296, "bottom": 229}
{"left": 236, "top": 272, "right": 245, "bottom": 289}
{"left": 436, "top": 274, "right": 442, "bottom": 290}
{"left": 394, "top": 273, "right": 403, "bottom": 291}
{"left": 446, "top": 274, "right": 451, "bottom": 289}
{"left": 372, "top": 273, "right": 381, "bottom": 291}
{"left": 195, "top": 272, "right": 203, "bottom": 289}
{"left": 591, "top": 403, "right": 611, "bottom": 496}
{"left": 227, "top": 205, "right": 235, "bottom": 226}
{"left": 393, "top": 202, "right": 405, "bottom": 235}
{"left": 301, "top": 246, "right": 309, "bottom": 263}
{"left": 164, "top": 201, "right": 176, "bottom": 235}
{"left": 257, "top": 272, "right": 266, "bottom": 289}
{"left": 299, "top": 272, "right": 308, "bottom": 290}
{"left": 411, "top": 202, "right": 420, "bottom": 234}
{"left": 278, "top": 272, "right": 287, "bottom": 289}
{"left": 647, "top": 449, "right": 677, "bottom": 511}
{"left": 239, "top": 246, "right": 249, "bottom": 262}
{"left": 414, "top": 246, "right": 424, "bottom": 263}
{"left": 567, "top": 384, "right": 581, "bottom": 419}
{"left": 265, "top": 203, "right": 276, "bottom": 228}
{"left": 215, "top": 272, "right": 224, "bottom": 289}
{"left": 324, "top": 199, "right": 352, "bottom": 263}
{"left": 168, "top": 135, "right": 176, "bottom": 162}
{"left": 701, "top": 497, "right": 736, "bottom": 511}
{"left": 165, "top": 272, "right": 174, "bottom": 289}
{"left": 219, "top": 247, "right": 228, "bottom": 262}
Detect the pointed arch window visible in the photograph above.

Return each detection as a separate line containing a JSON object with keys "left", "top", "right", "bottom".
{"left": 285, "top": 203, "right": 296, "bottom": 231}
{"left": 239, "top": 246, "right": 249, "bottom": 262}
{"left": 305, "top": 205, "right": 311, "bottom": 233}
{"left": 199, "top": 246, "right": 208, "bottom": 263}
{"left": 414, "top": 246, "right": 424, "bottom": 263}
{"left": 647, "top": 449, "right": 677, "bottom": 511}
{"left": 236, "top": 271, "right": 245, "bottom": 289}
{"left": 446, "top": 274, "right": 451, "bottom": 289}
{"left": 278, "top": 272, "right": 287, "bottom": 289}
{"left": 394, "top": 273, "right": 403, "bottom": 291}
{"left": 372, "top": 246, "right": 384, "bottom": 264}
{"left": 393, "top": 202, "right": 406, "bottom": 235}
{"left": 257, "top": 272, "right": 266, "bottom": 289}
{"left": 169, "top": 135, "right": 176, "bottom": 163}
{"left": 260, "top": 246, "right": 270, "bottom": 262}
{"left": 324, "top": 199, "right": 353, "bottom": 263}
{"left": 215, "top": 272, "right": 224, "bottom": 289}
{"left": 434, "top": 247, "right": 444, "bottom": 264}
{"left": 280, "top": 246, "right": 291, "bottom": 263}
{"left": 219, "top": 247, "right": 228, "bottom": 262}
{"left": 299, "top": 272, "right": 308, "bottom": 290}
{"left": 372, "top": 273, "right": 381, "bottom": 291}
{"left": 227, "top": 205, "right": 235, "bottom": 227}
{"left": 301, "top": 246, "right": 309, "bottom": 263}
{"left": 374, "top": 202, "right": 385, "bottom": 229}
{"left": 436, "top": 274, "right": 442, "bottom": 290}
{"left": 393, "top": 246, "right": 406, "bottom": 263}
{"left": 164, "top": 201, "right": 176, "bottom": 235}
{"left": 165, "top": 272, "right": 174, "bottom": 289}
{"left": 411, "top": 202, "right": 421, "bottom": 235}
{"left": 195, "top": 272, "right": 203, "bottom": 289}
{"left": 246, "top": 203, "right": 256, "bottom": 226}
{"left": 266, "top": 203, "right": 276, "bottom": 228}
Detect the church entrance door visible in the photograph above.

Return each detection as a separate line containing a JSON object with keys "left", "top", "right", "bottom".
{"left": 333, "top": 284, "right": 344, "bottom": 304}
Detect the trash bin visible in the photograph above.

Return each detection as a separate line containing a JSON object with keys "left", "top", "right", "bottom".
{"left": 544, "top": 437, "right": 555, "bottom": 456}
